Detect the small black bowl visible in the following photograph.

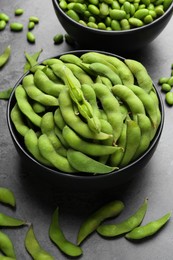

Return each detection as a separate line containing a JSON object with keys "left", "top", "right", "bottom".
{"left": 52, "top": 0, "right": 173, "bottom": 53}
{"left": 7, "top": 50, "right": 164, "bottom": 191}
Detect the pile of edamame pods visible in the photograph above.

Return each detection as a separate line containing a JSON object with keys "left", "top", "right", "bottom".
{"left": 10, "top": 51, "right": 162, "bottom": 175}
{"left": 58, "top": 0, "right": 172, "bottom": 30}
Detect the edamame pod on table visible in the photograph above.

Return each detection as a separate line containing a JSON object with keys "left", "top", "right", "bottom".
{"left": 97, "top": 198, "right": 148, "bottom": 237}
{"left": 25, "top": 225, "right": 55, "bottom": 260}
{"left": 0, "top": 45, "right": 11, "bottom": 68}
{"left": 0, "top": 87, "right": 13, "bottom": 100}
{"left": 67, "top": 149, "right": 118, "bottom": 174}
{"left": 0, "top": 212, "right": 27, "bottom": 227}
{"left": 49, "top": 207, "right": 83, "bottom": 257}
{"left": 125, "top": 59, "right": 153, "bottom": 93}
{"left": 0, "top": 256, "right": 16, "bottom": 260}
{"left": 0, "top": 187, "right": 16, "bottom": 207}
{"left": 77, "top": 200, "right": 124, "bottom": 245}
{"left": 125, "top": 212, "right": 171, "bottom": 240}
{"left": 0, "top": 231, "right": 16, "bottom": 258}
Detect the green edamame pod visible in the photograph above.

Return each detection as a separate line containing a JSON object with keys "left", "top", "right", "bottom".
{"left": 120, "top": 119, "right": 141, "bottom": 167}
{"left": 59, "top": 88, "right": 111, "bottom": 140}
{"left": 67, "top": 149, "right": 118, "bottom": 174}
{"left": 0, "top": 256, "right": 16, "bottom": 260}
{"left": 15, "top": 85, "right": 42, "bottom": 127}
{"left": 112, "top": 84, "right": 146, "bottom": 121}
{"left": 89, "top": 62, "right": 122, "bottom": 85}
{"left": 0, "top": 212, "right": 27, "bottom": 227}
{"left": 65, "top": 63, "right": 94, "bottom": 84}
{"left": 97, "top": 198, "right": 148, "bottom": 237}
{"left": 92, "top": 83, "right": 124, "bottom": 143}
{"left": 22, "top": 74, "right": 59, "bottom": 106}
{"left": 77, "top": 200, "right": 124, "bottom": 245}
{"left": 0, "top": 231, "right": 16, "bottom": 258}
{"left": 34, "top": 69, "right": 64, "bottom": 97}
{"left": 23, "top": 49, "right": 43, "bottom": 73}
{"left": 0, "top": 87, "right": 13, "bottom": 100}
{"left": 63, "top": 125, "right": 117, "bottom": 156}
{"left": 54, "top": 108, "right": 66, "bottom": 130}
{"left": 0, "top": 187, "right": 16, "bottom": 207}
{"left": 24, "top": 129, "right": 52, "bottom": 166}
{"left": 125, "top": 212, "right": 171, "bottom": 240}
{"left": 49, "top": 207, "right": 83, "bottom": 257}
{"left": 11, "top": 103, "right": 30, "bottom": 137}
{"left": 60, "top": 53, "right": 82, "bottom": 65}
{"left": 25, "top": 225, "right": 55, "bottom": 260}
{"left": 125, "top": 59, "right": 153, "bottom": 93}
{"left": 0, "top": 45, "right": 11, "bottom": 68}
{"left": 38, "top": 134, "right": 75, "bottom": 173}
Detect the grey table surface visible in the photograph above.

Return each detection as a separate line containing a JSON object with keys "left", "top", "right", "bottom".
{"left": 1, "top": 0, "right": 173, "bottom": 259}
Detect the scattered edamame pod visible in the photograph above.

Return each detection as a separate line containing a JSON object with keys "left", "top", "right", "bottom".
{"left": 97, "top": 198, "right": 148, "bottom": 237}
{"left": 0, "top": 187, "right": 16, "bottom": 207}
{"left": 0, "top": 87, "right": 13, "bottom": 100}
{"left": 0, "top": 231, "right": 16, "bottom": 258}
{"left": 0, "top": 212, "right": 27, "bottom": 227}
{"left": 49, "top": 207, "right": 83, "bottom": 257}
{"left": 77, "top": 200, "right": 124, "bottom": 245}
{"left": 25, "top": 225, "right": 55, "bottom": 260}
{"left": 125, "top": 212, "right": 171, "bottom": 240}
{"left": 0, "top": 45, "right": 11, "bottom": 68}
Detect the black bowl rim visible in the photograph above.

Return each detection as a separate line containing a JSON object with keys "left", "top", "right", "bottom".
{"left": 52, "top": 0, "right": 173, "bottom": 35}
{"left": 7, "top": 49, "right": 165, "bottom": 181}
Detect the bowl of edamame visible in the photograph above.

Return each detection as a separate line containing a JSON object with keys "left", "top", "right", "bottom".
{"left": 7, "top": 50, "right": 164, "bottom": 191}
{"left": 52, "top": 0, "right": 173, "bottom": 53}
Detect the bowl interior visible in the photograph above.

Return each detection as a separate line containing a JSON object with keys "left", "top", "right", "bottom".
{"left": 7, "top": 50, "right": 165, "bottom": 190}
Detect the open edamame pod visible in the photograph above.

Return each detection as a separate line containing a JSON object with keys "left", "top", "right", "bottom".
{"left": 49, "top": 207, "right": 83, "bottom": 257}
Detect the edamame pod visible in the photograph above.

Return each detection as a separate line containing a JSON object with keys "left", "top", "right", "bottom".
{"left": 97, "top": 198, "right": 148, "bottom": 237}
{"left": 0, "top": 212, "right": 27, "bottom": 227}
{"left": 125, "top": 59, "right": 153, "bottom": 93}
{"left": 77, "top": 200, "right": 124, "bottom": 245}
{"left": 0, "top": 87, "right": 13, "bottom": 100}
{"left": 25, "top": 225, "right": 55, "bottom": 260}
{"left": 0, "top": 45, "right": 11, "bottom": 68}
{"left": 38, "top": 134, "right": 75, "bottom": 173}
{"left": 67, "top": 149, "right": 118, "bottom": 174}
{"left": 11, "top": 104, "right": 30, "bottom": 136}
{"left": 125, "top": 212, "right": 171, "bottom": 240}
{"left": 119, "top": 119, "right": 141, "bottom": 167}
{"left": 15, "top": 85, "right": 42, "bottom": 127}
{"left": 0, "top": 187, "right": 16, "bottom": 207}
{"left": 34, "top": 69, "right": 64, "bottom": 97}
{"left": 62, "top": 125, "right": 118, "bottom": 156}
{"left": 49, "top": 207, "right": 83, "bottom": 257}
{"left": 65, "top": 63, "right": 94, "bottom": 84}
{"left": 0, "top": 231, "right": 16, "bottom": 258}
{"left": 24, "top": 129, "right": 52, "bottom": 166}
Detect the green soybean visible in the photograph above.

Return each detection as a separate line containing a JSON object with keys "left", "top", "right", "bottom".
{"left": 49, "top": 207, "right": 83, "bottom": 257}
{"left": 10, "top": 22, "right": 23, "bottom": 31}
{"left": 15, "top": 85, "right": 42, "bottom": 127}
{"left": 27, "top": 32, "right": 36, "bottom": 43}
{"left": 97, "top": 198, "right": 148, "bottom": 237}
{"left": 165, "top": 92, "right": 173, "bottom": 105}
{"left": 0, "top": 20, "right": 6, "bottom": 30}
{"left": 161, "top": 83, "right": 171, "bottom": 92}
{"left": 0, "top": 231, "right": 16, "bottom": 258}
{"left": 24, "top": 129, "right": 52, "bottom": 166}
{"left": 67, "top": 149, "right": 117, "bottom": 174}
{"left": 77, "top": 200, "right": 124, "bottom": 245}
{"left": 0, "top": 187, "right": 16, "bottom": 207}
{"left": 0, "top": 212, "right": 27, "bottom": 227}
{"left": 0, "top": 45, "right": 11, "bottom": 68}
{"left": 29, "top": 16, "right": 39, "bottom": 23}
{"left": 53, "top": 33, "right": 64, "bottom": 44}
{"left": 38, "top": 134, "right": 75, "bottom": 173}
{"left": 63, "top": 125, "right": 117, "bottom": 156}
{"left": 125, "top": 212, "right": 171, "bottom": 240}
{"left": 28, "top": 21, "right": 35, "bottom": 30}
{"left": 25, "top": 225, "right": 55, "bottom": 260}
{"left": 14, "top": 8, "right": 24, "bottom": 16}
{"left": 0, "top": 13, "right": 9, "bottom": 22}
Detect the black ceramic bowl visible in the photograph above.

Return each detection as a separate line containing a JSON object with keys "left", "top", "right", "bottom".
{"left": 52, "top": 0, "right": 173, "bottom": 53}
{"left": 7, "top": 50, "right": 164, "bottom": 191}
